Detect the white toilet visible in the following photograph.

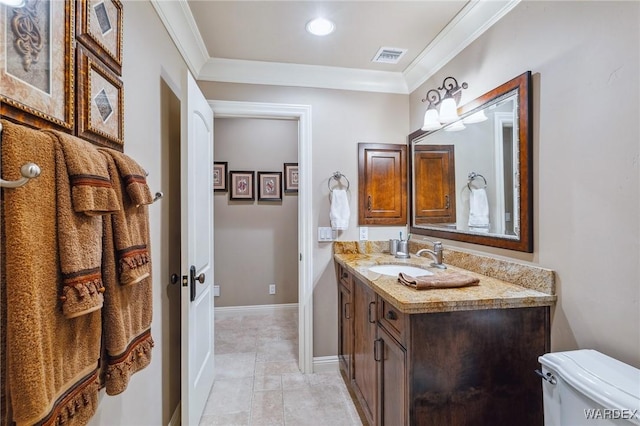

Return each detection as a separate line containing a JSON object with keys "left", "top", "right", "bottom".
{"left": 538, "top": 349, "right": 640, "bottom": 425}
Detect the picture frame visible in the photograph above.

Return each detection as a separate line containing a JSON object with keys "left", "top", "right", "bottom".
{"left": 0, "top": 0, "right": 75, "bottom": 130}
{"left": 258, "top": 172, "right": 283, "bottom": 202}
{"left": 213, "top": 162, "right": 228, "bottom": 192}
{"left": 229, "top": 171, "right": 255, "bottom": 201}
{"left": 284, "top": 163, "right": 299, "bottom": 193}
{"left": 76, "top": 44, "right": 124, "bottom": 150}
{"left": 76, "top": 0, "right": 123, "bottom": 75}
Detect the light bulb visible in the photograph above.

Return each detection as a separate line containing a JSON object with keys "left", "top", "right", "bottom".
{"left": 421, "top": 108, "right": 442, "bottom": 131}
{"left": 463, "top": 109, "right": 488, "bottom": 124}
{"left": 438, "top": 97, "right": 459, "bottom": 124}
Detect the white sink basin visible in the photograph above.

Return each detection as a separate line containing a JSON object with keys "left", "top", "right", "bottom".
{"left": 368, "top": 264, "right": 433, "bottom": 277}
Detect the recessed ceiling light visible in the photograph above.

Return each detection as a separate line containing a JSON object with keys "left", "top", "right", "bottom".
{"left": 306, "top": 18, "right": 335, "bottom": 36}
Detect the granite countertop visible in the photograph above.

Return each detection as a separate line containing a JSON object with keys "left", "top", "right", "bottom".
{"left": 334, "top": 252, "right": 557, "bottom": 314}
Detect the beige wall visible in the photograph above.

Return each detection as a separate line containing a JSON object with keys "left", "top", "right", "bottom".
{"left": 200, "top": 82, "right": 410, "bottom": 356}
{"left": 213, "top": 117, "right": 299, "bottom": 306}
{"left": 89, "top": 1, "right": 186, "bottom": 424}
{"left": 410, "top": 1, "right": 640, "bottom": 367}
{"left": 78, "top": 1, "right": 639, "bottom": 424}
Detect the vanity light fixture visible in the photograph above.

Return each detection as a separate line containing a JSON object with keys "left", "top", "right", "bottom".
{"left": 306, "top": 17, "right": 335, "bottom": 36}
{"left": 462, "top": 109, "right": 488, "bottom": 124}
{"left": 444, "top": 121, "right": 466, "bottom": 132}
{"left": 421, "top": 76, "right": 468, "bottom": 131}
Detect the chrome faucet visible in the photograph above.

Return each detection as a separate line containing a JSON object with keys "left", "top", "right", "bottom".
{"left": 416, "top": 241, "right": 447, "bottom": 269}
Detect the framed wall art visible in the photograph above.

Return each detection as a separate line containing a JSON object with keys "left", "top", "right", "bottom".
{"left": 76, "top": 0, "right": 123, "bottom": 75}
{"left": 284, "top": 163, "right": 299, "bottom": 193}
{"left": 258, "top": 172, "right": 282, "bottom": 202}
{"left": 213, "top": 162, "right": 228, "bottom": 192}
{"left": 229, "top": 171, "right": 255, "bottom": 201}
{"left": 0, "top": 0, "right": 75, "bottom": 130}
{"left": 76, "top": 44, "right": 124, "bottom": 150}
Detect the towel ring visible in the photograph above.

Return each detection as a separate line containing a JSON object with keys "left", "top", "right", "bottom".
{"left": 467, "top": 172, "right": 487, "bottom": 190}
{"left": 328, "top": 171, "right": 350, "bottom": 192}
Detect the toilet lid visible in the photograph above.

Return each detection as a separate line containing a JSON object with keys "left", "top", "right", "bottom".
{"left": 539, "top": 349, "right": 640, "bottom": 414}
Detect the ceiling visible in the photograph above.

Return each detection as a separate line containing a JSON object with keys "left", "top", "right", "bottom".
{"left": 152, "top": 1, "right": 520, "bottom": 94}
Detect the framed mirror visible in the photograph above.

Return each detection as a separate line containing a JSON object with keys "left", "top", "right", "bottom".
{"left": 409, "top": 71, "right": 532, "bottom": 252}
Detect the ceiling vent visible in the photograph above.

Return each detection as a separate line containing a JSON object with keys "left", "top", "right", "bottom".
{"left": 372, "top": 47, "right": 407, "bottom": 64}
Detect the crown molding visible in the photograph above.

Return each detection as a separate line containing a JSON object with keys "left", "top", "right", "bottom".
{"left": 152, "top": 0, "right": 520, "bottom": 95}
{"left": 150, "top": 0, "right": 209, "bottom": 77}
{"left": 199, "top": 58, "right": 409, "bottom": 94}
{"left": 403, "top": 0, "right": 521, "bottom": 93}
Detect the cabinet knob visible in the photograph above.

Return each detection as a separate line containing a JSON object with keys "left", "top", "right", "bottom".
{"left": 367, "top": 195, "right": 372, "bottom": 211}
{"left": 341, "top": 271, "right": 349, "bottom": 279}
{"left": 386, "top": 310, "right": 398, "bottom": 321}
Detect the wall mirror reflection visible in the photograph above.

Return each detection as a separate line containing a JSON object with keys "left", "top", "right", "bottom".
{"left": 409, "top": 71, "right": 533, "bottom": 252}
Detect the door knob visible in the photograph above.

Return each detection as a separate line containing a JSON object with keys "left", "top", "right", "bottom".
{"left": 196, "top": 273, "right": 205, "bottom": 284}
{"left": 170, "top": 273, "right": 179, "bottom": 285}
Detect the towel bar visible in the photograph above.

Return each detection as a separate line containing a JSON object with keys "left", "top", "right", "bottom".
{"left": 328, "top": 171, "right": 350, "bottom": 192}
{"left": 467, "top": 172, "right": 487, "bottom": 190}
{"left": 0, "top": 122, "right": 42, "bottom": 189}
{"left": 0, "top": 162, "right": 42, "bottom": 189}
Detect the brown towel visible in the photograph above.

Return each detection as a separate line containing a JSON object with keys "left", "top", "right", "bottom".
{"left": 51, "top": 133, "right": 119, "bottom": 318}
{"left": 100, "top": 152, "right": 154, "bottom": 395}
{"left": 45, "top": 130, "right": 119, "bottom": 215}
{"left": 99, "top": 149, "right": 152, "bottom": 286}
{"left": 102, "top": 148, "right": 154, "bottom": 207}
{"left": 1, "top": 120, "right": 101, "bottom": 426}
{"left": 398, "top": 271, "right": 480, "bottom": 290}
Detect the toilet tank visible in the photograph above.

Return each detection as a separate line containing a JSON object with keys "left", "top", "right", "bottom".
{"left": 538, "top": 350, "right": 640, "bottom": 426}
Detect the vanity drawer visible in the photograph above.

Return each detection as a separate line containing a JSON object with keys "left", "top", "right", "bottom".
{"left": 378, "top": 297, "right": 407, "bottom": 346}
{"left": 337, "top": 263, "right": 352, "bottom": 289}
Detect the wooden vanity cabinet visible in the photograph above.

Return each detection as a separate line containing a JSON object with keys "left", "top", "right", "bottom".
{"left": 336, "top": 264, "right": 353, "bottom": 380}
{"left": 338, "top": 267, "right": 549, "bottom": 426}
{"left": 352, "top": 277, "right": 378, "bottom": 425}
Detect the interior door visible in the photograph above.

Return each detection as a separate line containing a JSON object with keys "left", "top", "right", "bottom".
{"left": 180, "top": 70, "right": 215, "bottom": 425}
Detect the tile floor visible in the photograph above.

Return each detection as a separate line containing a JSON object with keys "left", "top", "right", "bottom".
{"left": 199, "top": 307, "right": 363, "bottom": 426}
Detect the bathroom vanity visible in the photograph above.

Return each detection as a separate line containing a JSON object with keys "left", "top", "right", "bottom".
{"left": 334, "top": 241, "right": 555, "bottom": 426}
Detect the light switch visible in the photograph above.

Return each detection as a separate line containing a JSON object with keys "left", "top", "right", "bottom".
{"left": 317, "top": 227, "right": 335, "bottom": 242}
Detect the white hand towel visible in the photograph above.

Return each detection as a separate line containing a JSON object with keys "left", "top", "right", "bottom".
{"left": 330, "top": 189, "right": 350, "bottom": 230}
{"left": 468, "top": 187, "right": 490, "bottom": 228}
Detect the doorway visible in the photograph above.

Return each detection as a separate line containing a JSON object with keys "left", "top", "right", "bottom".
{"left": 209, "top": 101, "right": 313, "bottom": 373}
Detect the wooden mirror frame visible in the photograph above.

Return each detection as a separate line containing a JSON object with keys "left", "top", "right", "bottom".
{"left": 409, "top": 71, "right": 533, "bottom": 252}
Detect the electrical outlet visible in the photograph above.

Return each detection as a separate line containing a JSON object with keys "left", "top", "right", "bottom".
{"left": 359, "top": 226, "right": 369, "bottom": 241}
{"left": 269, "top": 284, "right": 276, "bottom": 295}
{"left": 214, "top": 285, "right": 220, "bottom": 297}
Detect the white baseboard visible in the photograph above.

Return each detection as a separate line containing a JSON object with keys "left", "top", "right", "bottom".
{"left": 215, "top": 303, "right": 298, "bottom": 317}
{"left": 169, "top": 402, "right": 180, "bottom": 426}
{"left": 313, "top": 356, "right": 339, "bottom": 373}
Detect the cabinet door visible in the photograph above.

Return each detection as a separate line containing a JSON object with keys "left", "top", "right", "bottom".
{"left": 413, "top": 145, "right": 456, "bottom": 224}
{"left": 358, "top": 143, "right": 407, "bottom": 225}
{"left": 377, "top": 327, "right": 407, "bottom": 426}
{"left": 338, "top": 284, "right": 353, "bottom": 380}
{"left": 353, "top": 278, "right": 378, "bottom": 425}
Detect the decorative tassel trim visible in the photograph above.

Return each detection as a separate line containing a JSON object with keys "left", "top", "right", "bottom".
{"left": 39, "top": 370, "right": 99, "bottom": 426}
{"left": 59, "top": 268, "right": 105, "bottom": 318}
{"left": 104, "top": 333, "right": 154, "bottom": 396}
{"left": 118, "top": 249, "right": 150, "bottom": 273}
